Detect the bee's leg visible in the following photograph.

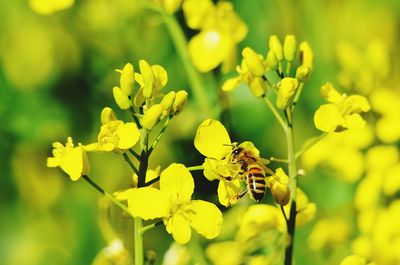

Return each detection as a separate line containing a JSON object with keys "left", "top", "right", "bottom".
{"left": 220, "top": 176, "right": 233, "bottom": 181}
{"left": 236, "top": 189, "right": 248, "bottom": 200}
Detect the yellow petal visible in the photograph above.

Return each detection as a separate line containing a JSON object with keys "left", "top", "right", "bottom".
{"left": 283, "top": 35, "right": 297, "bottom": 61}
{"left": 340, "top": 255, "right": 366, "bottom": 265}
{"left": 217, "top": 179, "right": 241, "bottom": 207}
{"left": 299, "top": 41, "right": 314, "bottom": 69}
{"left": 151, "top": 65, "right": 168, "bottom": 91}
{"left": 172, "top": 90, "right": 188, "bottom": 115}
{"left": 100, "top": 107, "right": 117, "bottom": 125}
{"left": 242, "top": 47, "right": 265, "bottom": 77}
{"left": 142, "top": 104, "right": 164, "bottom": 130}
{"left": 166, "top": 214, "right": 192, "bottom": 244}
{"left": 320, "top": 83, "right": 343, "bottom": 104}
{"left": 127, "top": 187, "right": 170, "bottom": 220}
{"left": 205, "top": 241, "right": 244, "bottom": 265}
{"left": 186, "top": 200, "right": 222, "bottom": 239}
{"left": 188, "top": 30, "right": 229, "bottom": 72}
{"left": 222, "top": 76, "right": 242, "bottom": 92}
{"left": 139, "top": 60, "right": 155, "bottom": 98}
{"left": 202, "top": 158, "right": 220, "bottom": 181}
{"left": 194, "top": 119, "right": 231, "bottom": 159}
{"left": 345, "top": 95, "right": 371, "bottom": 113}
{"left": 29, "top": 0, "right": 74, "bottom": 15}
{"left": 114, "top": 188, "right": 135, "bottom": 201}
{"left": 344, "top": 114, "right": 366, "bottom": 130}
{"left": 116, "top": 122, "right": 140, "bottom": 150}
{"left": 182, "top": 0, "right": 214, "bottom": 29}
{"left": 160, "top": 163, "right": 194, "bottom": 202}
{"left": 119, "top": 63, "right": 134, "bottom": 96}
{"left": 276, "top": 77, "right": 298, "bottom": 109}
{"left": 269, "top": 35, "right": 283, "bottom": 61}
{"left": 314, "top": 104, "right": 344, "bottom": 132}
{"left": 113, "top": 86, "right": 130, "bottom": 110}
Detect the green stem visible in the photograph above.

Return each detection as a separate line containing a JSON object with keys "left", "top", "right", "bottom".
{"left": 148, "top": 116, "right": 171, "bottom": 155}
{"left": 291, "top": 82, "right": 304, "bottom": 111}
{"left": 284, "top": 120, "right": 297, "bottom": 265}
{"left": 130, "top": 107, "right": 143, "bottom": 129}
{"left": 123, "top": 152, "right": 140, "bottom": 176}
{"left": 187, "top": 165, "right": 204, "bottom": 171}
{"left": 286, "top": 62, "right": 292, "bottom": 77}
{"left": 134, "top": 217, "right": 144, "bottom": 265}
{"left": 295, "top": 132, "right": 327, "bottom": 159}
{"left": 162, "top": 13, "right": 213, "bottom": 117}
{"left": 270, "top": 157, "right": 289, "bottom": 164}
{"left": 82, "top": 175, "right": 134, "bottom": 218}
{"left": 129, "top": 149, "right": 141, "bottom": 161}
{"left": 141, "top": 221, "right": 163, "bottom": 234}
{"left": 262, "top": 95, "right": 287, "bottom": 131}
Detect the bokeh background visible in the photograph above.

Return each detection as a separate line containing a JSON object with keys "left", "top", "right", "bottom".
{"left": 1, "top": 0, "right": 399, "bottom": 264}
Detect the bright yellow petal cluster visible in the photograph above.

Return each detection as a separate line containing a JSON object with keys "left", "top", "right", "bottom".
{"left": 122, "top": 163, "right": 223, "bottom": 244}
{"left": 194, "top": 119, "right": 244, "bottom": 206}
{"left": 222, "top": 48, "right": 268, "bottom": 98}
{"left": 340, "top": 255, "right": 367, "bottom": 265}
{"left": 283, "top": 188, "right": 316, "bottom": 227}
{"left": 206, "top": 241, "right": 244, "bottom": 265}
{"left": 314, "top": 83, "right": 370, "bottom": 132}
{"left": 86, "top": 107, "right": 140, "bottom": 152}
{"left": 308, "top": 217, "right": 350, "bottom": 251}
{"left": 29, "top": 0, "right": 74, "bottom": 15}
{"left": 183, "top": 0, "right": 247, "bottom": 72}
{"left": 47, "top": 137, "right": 90, "bottom": 181}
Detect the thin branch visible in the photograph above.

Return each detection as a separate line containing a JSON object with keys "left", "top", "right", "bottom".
{"left": 148, "top": 116, "right": 170, "bottom": 155}
{"left": 123, "top": 152, "right": 140, "bottom": 176}
{"left": 270, "top": 157, "right": 289, "bottom": 164}
{"left": 295, "top": 132, "right": 328, "bottom": 159}
{"left": 129, "top": 149, "right": 141, "bottom": 161}
{"left": 141, "top": 221, "right": 163, "bottom": 234}
{"left": 187, "top": 165, "right": 204, "bottom": 171}
{"left": 262, "top": 95, "right": 287, "bottom": 131}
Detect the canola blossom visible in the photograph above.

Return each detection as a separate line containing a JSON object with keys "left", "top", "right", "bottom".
{"left": 119, "top": 163, "right": 223, "bottom": 244}
{"left": 47, "top": 137, "right": 90, "bottom": 181}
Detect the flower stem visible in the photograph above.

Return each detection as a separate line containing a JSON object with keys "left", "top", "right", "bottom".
{"left": 162, "top": 13, "right": 213, "bottom": 118}
{"left": 187, "top": 165, "right": 204, "bottom": 171}
{"left": 284, "top": 117, "right": 297, "bottom": 265}
{"left": 123, "top": 152, "right": 140, "bottom": 176}
{"left": 134, "top": 217, "right": 144, "bottom": 265}
{"left": 262, "top": 95, "right": 287, "bottom": 131}
{"left": 82, "top": 175, "right": 133, "bottom": 218}
{"left": 148, "top": 116, "right": 171, "bottom": 155}
{"left": 141, "top": 221, "right": 163, "bottom": 234}
{"left": 295, "top": 132, "right": 327, "bottom": 159}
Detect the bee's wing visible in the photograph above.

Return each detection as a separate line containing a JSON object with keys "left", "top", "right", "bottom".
{"left": 259, "top": 157, "right": 270, "bottom": 165}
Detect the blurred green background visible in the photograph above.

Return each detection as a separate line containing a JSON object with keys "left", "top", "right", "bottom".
{"left": 1, "top": 0, "right": 399, "bottom": 264}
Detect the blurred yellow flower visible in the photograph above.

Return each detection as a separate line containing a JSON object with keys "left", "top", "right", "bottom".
{"left": 194, "top": 119, "right": 241, "bottom": 206}
{"left": 29, "top": 0, "right": 75, "bottom": 15}
{"left": 283, "top": 188, "right": 316, "bottom": 227}
{"left": 162, "top": 242, "right": 190, "bottom": 265}
{"left": 47, "top": 137, "right": 90, "bottom": 181}
{"left": 205, "top": 241, "right": 244, "bottom": 265}
{"left": 308, "top": 218, "right": 350, "bottom": 251}
{"left": 183, "top": 0, "right": 247, "bottom": 72}
{"left": 85, "top": 108, "right": 140, "bottom": 152}
{"left": 314, "top": 83, "right": 370, "bottom": 132}
{"left": 340, "top": 255, "right": 367, "bottom": 265}
{"left": 123, "top": 164, "right": 223, "bottom": 244}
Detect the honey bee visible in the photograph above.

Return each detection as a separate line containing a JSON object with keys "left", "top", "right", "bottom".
{"left": 226, "top": 142, "right": 273, "bottom": 202}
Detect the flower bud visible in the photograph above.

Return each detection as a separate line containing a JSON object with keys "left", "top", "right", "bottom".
{"left": 139, "top": 60, "right": 155, "bottom": 98}
{"left": 172, "top": 90, "right": 188, "bottom": 114}
{"left": 242, "top": 47, "right": 265, "bottom": 77}
{"left": 276, "top": 77, "right": 298, "bottom": 109}
{"left": 113, "top": 87, "right": 130, "bottom": 110}
{"left": 300, "top": 41, "right": 313, "bottom": 69}
{"left": 283, "top": 35, "right": 297, "bottom": 62}
{"left": 160, "top": 91, "right": 176, "bottom": 114}
{"left": 266, "top": 50, "right": 279, "bottom": 69}
{"left": 295, "top": 65, "right": 311, "bottom": 82}
{"left": 100, "top": 107, "right": 117, "bottom": 124}
{"left": 249, "top": 77, "right": 266, "bottom": 98}
{"left": 142, "top": 104, "right": 164, "bottom": 130}
{"left": 269, "top": 35, "right": 283, "bottom": 61}
{"left": 119, "top": 63, "right": 134, "bottom": 96}
{"left": 271, "top": 168, "right": 290, "bottom": 206}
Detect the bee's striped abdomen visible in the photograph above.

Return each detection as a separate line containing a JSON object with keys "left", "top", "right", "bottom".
{"left": 247, "top": 166, "right": 266, "bottom": 202}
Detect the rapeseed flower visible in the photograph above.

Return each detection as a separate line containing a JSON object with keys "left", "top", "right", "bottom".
{"left": 314, "top": 83, "right": 370, "bottom": 132}
{"left": 121, "top": 163, "right": 223, "bottom": 244}
{"left": 194, "top": 119, "right": 242, "bottom": 206}
{"left": 47, "top": 137, "right": 90, "bottom": 181}
{"left": 183, "top": 0, "right": 247, "bottom": 72}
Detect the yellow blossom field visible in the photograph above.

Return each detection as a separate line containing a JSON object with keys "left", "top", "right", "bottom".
{"left": 1, "top": 0, "right": 399, "bottom": 264}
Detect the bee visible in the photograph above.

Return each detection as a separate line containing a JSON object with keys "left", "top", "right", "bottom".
{"left": 226, "top": 142, "right": 273, "bottom": 202}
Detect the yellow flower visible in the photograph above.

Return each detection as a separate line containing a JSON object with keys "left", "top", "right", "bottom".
{"left": 194, "top": 119, "right": 241, "bottom": 206}
{"left": 299, "top": 41, "right": 314, "bottom": 70}
{"left": 29, "top": 0, "right": 74, "bottom": 15}
{"left": 270, "top": 168, "right": 290, "bottom": 206}
{"left": 340, "top": 255, "right": 367, "bottom": 265}
{"left": 205, "top": 241, "right": 244, "bottom": 265}
{"left": 276, "top": 77, "right": 299, "bottom": 109}
{"left": 162, "top": 243, "right": 190, "bottom": 265}
{"left": 222, "top": 53, "right": 268, "bottom": 98}
{"left": 142, "top": 104, "right": 164, "bottom": 130}
{"left": 308, "top": 217, "right": 350, "bottom": 251}
{"left": 86, "top": 108, "right": 140, "bottom": 152}
{"left": 125, "top": 164, "right": 223, "bottom": 244}
{"left": 115, "top": 63, "right": 135, "bottom": 96}
{"left": 314, "top": 83, "right": 370, "bottom": 132}
{"left": 133, "top": 61, "right": 168, "bottom": 107}
{"left": 47, "top": 137, "right": 90, "bottom": 181}
{"left": 183, "top": 0, "right": 247, "bottom": 72}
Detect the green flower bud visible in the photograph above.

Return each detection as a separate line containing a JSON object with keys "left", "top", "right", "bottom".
{"left": 113, "top": 87, "right": 130, "bottom": 110}
{"left": 266, "top": 50, "right": 279, "bottom": 69}
{"left": 160, "top": 91, "right": 176, "bottom": 114}
{"left": 242, "top": 47, "right": 265, "bottom": 77}
{"left": 119, "top": 63, "right": 134, "bottom": 96}
{"left": 139, "top": 60, "right": 155, "bottom": 99}
{"left": 249, "top": 77, "right": 266, "bottom": 98}
{"left": 295, "top": 65, "right": 311, "bottom": 82}
{"left": 276, "top": 77, "right": 298, "bottom": 109}
{"left": 283, "top": 35, "right": 297, "bottom": 62}
{"left": 172, "top": 90, "right": 188, "bottom": 114}
{"left": 142, "top": 104, "right": 164, "bottom": 130}
{"left": 269, "top": 35, "right": 283, "bottom": 61}
{"left": 100, "top": 107, "right": 117, "bottom": 125}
